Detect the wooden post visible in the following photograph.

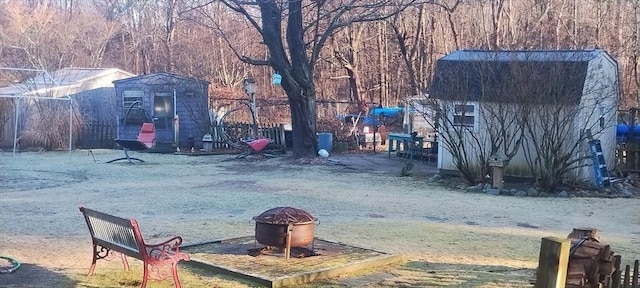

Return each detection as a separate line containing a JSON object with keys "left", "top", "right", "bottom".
{"left": 536, "top": 237, "right": 570, "bottom": 288}
{"left": 612, "top": 255, "right": 622, "bottom": 288}
{"left": 284, "top": 223, "right": 293, "bottom": 260}
{"left": 623, "top": 264, "right": 631, "bottom": 287}
{"left": 633, "top": 260, "right": 639, "bottom": 288}
{"left": 492, "top": 166, "right": 504, "bottom": 189}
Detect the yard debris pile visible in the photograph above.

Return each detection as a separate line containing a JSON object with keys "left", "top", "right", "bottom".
{"left": 565, "top": 228, "right": 616, "bottom": 288}
{"left": 610, "top": 173, "right": 640, "bottom": 197}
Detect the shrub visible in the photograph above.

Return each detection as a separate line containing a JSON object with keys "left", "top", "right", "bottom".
{"left": 317, "top": 116, "right": 353, "bottom": 143}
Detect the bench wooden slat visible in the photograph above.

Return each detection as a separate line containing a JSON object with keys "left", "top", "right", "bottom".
{"left": 80, "top": 207, "right": 133, "bottom": 227}
{"left": 87, "top": 217, "right": 140, "bottom": 252}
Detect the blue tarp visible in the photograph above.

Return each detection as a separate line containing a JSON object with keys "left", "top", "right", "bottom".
{"left": 617, "top": 124, "right": 640, "bottom": 142}
{"left": 371, "top": 107, "right": 403, "bottom": 117}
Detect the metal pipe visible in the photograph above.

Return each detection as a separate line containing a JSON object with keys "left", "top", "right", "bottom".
{"left": 68, "top": 96, "right": 73, "bottom": 162}
{"left": 12, "top": 98, "right": 19, "bottom": 154}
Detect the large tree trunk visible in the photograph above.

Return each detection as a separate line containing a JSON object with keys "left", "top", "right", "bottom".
{"left": 285, "top": 84, "right": 318, "bottom": 158}
{"left": 259, "top": 0, "right": 318, "bottom": 158}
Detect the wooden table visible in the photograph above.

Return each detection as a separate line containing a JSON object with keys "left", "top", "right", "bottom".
{"left": 387, "top": 133, "right": 424, "bottom": 159}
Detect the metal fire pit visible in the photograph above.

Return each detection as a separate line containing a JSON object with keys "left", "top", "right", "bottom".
{"left": 253, "top": 207, "right": 316, "bottom": 259}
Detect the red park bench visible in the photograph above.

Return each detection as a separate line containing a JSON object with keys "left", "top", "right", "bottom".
{"left": 79, "top": 206, "right": 190, "bottom": 288}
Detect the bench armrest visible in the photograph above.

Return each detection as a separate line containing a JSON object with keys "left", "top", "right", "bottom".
{"left": 144, "top": 236, "right": 190, "bottom": 263}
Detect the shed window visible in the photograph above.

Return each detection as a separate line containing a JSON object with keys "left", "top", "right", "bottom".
{"left": 452, "top": 103, "right": 477, "bottom": 130}
{"left": 123, "top": 90, "right": 145, "bottom": 124}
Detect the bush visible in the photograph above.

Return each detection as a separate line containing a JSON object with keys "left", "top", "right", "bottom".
{"left": 19, "top": 100, "right": 85, "bottom": 150}
{"left": 317, "top": 117, "right": 353, "bottom": 143}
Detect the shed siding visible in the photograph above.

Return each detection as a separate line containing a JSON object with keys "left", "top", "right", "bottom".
{"left": 114, "top": 73, "right": 209, "bottom": 149}
{"left": 575, "top": 54, "right": 619, "bottom": 179}
{"left": 433, "top": 50, "right": 619, "bottom": 184}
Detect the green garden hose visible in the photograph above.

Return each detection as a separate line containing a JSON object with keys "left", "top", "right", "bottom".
{"left": 0, "top": 256, "right": 21, "bottom": 273}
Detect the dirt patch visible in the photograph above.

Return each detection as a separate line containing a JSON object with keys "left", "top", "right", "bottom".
{"left": 1, "top": 149, "right": 639, "bottom": 287}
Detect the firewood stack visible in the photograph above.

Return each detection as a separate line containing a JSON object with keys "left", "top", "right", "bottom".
{"left": 566, "top": 228, "right": 616, "bottom": 288}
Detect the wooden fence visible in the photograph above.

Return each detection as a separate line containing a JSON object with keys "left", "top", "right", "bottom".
{"left": 616, "top": 142, "right": 640, "bottom": 173}
{"left": 78, "top": 120, "right": 287, "bottom": 153}
{"left": 78, "top": 120, "right": 116, "bottom": 149}
{"left": 212, "top": 122, "right": 286, "bottom": 153}
{"left": 610, "top": 257, "right": 639, "bottom": 288}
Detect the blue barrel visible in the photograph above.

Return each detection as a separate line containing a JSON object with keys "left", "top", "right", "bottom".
{"left": 318, "top": 133, "right": 333, "bottom": 153}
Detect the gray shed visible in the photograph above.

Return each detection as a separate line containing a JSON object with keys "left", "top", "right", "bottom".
{"left": 113, "top": 73, "right": 210, "bottom": 150}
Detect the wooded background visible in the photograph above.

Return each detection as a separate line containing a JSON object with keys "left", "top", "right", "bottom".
{"left": 1, "top": 0, "right": 638, "bottom": 123}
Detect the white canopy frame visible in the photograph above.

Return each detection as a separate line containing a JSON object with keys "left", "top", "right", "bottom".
{"left": 0, "top": 67, "right": 73, "bottom": 161}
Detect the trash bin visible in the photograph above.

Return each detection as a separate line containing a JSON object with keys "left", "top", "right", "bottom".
{"left": 318, "top": 132, "right": 333, "bottom": 153}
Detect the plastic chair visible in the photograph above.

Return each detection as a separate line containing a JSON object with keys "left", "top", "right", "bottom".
{"left": 108, "top": 123, "right": 156, "bottom": 163}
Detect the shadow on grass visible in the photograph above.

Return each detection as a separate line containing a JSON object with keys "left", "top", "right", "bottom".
{"left": 73, "top": 262, "right": 262, "bottom": 288}
{"left": 177, "top": 259, "right": 537, "bottom": 288}
{"left": 302, "top": 261, "right": 536, "bottom": 288}
{"left": 378, "top": 261, "right": 536, "bottom": 287}
{"left": 0, "top": 263, "right": 77, "bottom": 288}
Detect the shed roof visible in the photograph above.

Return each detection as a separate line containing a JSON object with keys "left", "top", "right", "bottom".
{"left": 113, "top": 72, "right": 209, "bottom": 86}
{"left": 428, "top": 49, "right": 610, "bottom": 105}
{"left": 0, "top": 68, "right": 134, "bottom": 96}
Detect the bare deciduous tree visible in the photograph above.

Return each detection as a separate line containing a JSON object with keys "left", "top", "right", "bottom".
{"left": 206, "top": 0, "right": 418, "bottom": 158}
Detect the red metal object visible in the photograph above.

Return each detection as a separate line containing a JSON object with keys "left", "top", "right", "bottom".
{"left": 247, "top": 138, "right": 271, "bottom": 153}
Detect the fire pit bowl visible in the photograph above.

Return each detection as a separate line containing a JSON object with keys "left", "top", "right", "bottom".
{"left": 253, "top": 207, "right": 316, "bottom": 248}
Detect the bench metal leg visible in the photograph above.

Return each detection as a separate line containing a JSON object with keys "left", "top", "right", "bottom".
{"left": 142, "top": 264, "right": 149, "bottom": 288}
{"left": 172, "top": 263, "right": 182, "bottom": 288}
{"left": 88, "top": 245, "right": 130, "bottom": 276}
{"left": 141, "top": 262, "right": 182, "bottom": 288}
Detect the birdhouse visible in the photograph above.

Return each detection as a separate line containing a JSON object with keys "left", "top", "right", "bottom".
{"left": 243, "top": 78, "right": 257, "bottom": 95}
{"left": 272, "top": 73, "right": 282, "bottom": 85}
{"left": 488, "top": 152, "right": 506, "bottom": 167}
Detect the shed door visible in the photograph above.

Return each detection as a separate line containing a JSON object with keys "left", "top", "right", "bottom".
{"left": 153, "top": 91, "right": 174, "bottom": 130}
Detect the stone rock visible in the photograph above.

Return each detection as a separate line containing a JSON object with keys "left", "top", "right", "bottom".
{"left": 527, "top": 188, "right": 539, "bottom": 197}
{"left": 466, "top": 184, "right": 484, "bottom": 193}
{"left": 501, "top": 189, "right": 514, "bottom": 196}
{"left": 557, "top": 191, "right": 569, "bottom": 198}
{"left": 514, "top": 191, "right": 527, "bottom": 197}
{"left": 485, "top": 188, "right": 500, "bottom": 195}
{"left": 430, "top": 174, "right": 442, "bottom": 182}
{"left": 465, "top": 184, "right": 484, "bottom": 193}
{"left": 619, "top": 189, "right": 635, "bottom": 198}
{"left": 539, "top": 192, "right": 549, "bottom": 198}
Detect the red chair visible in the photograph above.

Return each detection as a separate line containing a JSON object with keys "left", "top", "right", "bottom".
{"left": 108, "top": 123, "right": 156, "bottom": 163}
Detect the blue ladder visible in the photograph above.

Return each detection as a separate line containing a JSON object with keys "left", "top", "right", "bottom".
{"left": 588, "top": 140, "right": 611, "bottom": 186}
